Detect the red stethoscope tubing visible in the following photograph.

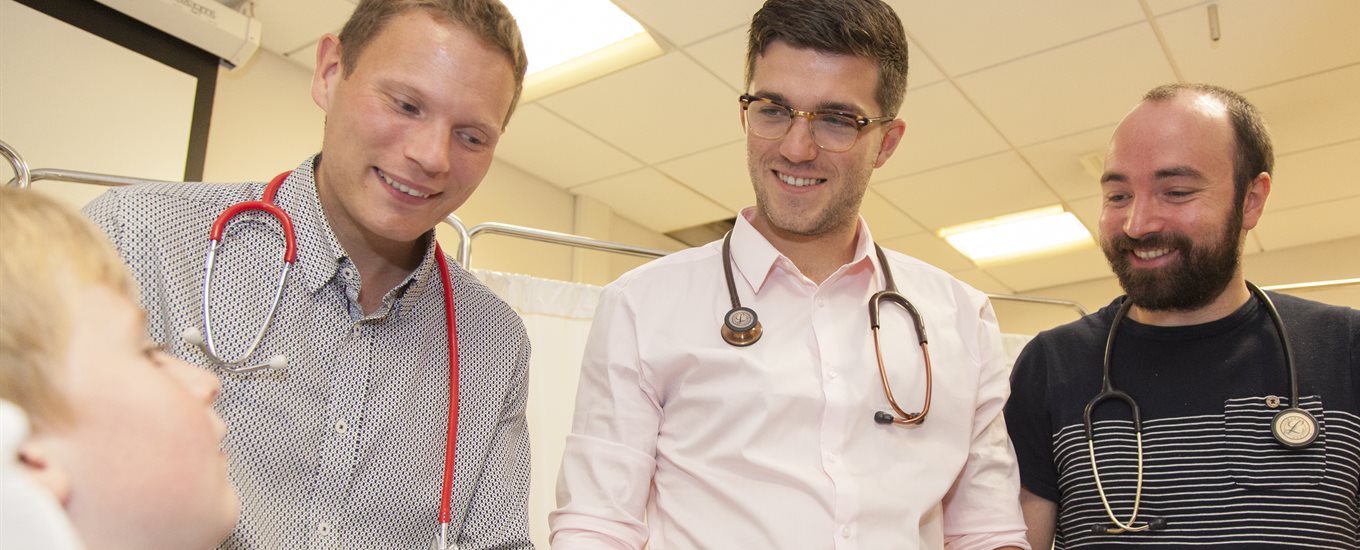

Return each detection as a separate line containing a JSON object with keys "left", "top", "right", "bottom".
{"left": 247, "top": 171, "right": 461, "bottom": 535}
{"left": 434, "top": 240, "right": 460, "bottom": 529}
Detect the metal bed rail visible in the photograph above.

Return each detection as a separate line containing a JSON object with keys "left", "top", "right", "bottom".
{"left": 450, "top": 219, "right": 1092, "bottom": 317}
{"left": 5, "top": 138, "right": 1352, "bottom": 318}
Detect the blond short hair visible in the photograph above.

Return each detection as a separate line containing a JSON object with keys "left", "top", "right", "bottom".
{"left": 339, "top": 0, "right": 529, "bottom": 127}
{"left": 0, "top": 188, "right": 135, "bottom": 427}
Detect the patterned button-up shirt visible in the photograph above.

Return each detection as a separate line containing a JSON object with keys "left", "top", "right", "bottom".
{"left": 84, "top": 156, "right": 533, "bottom": 549}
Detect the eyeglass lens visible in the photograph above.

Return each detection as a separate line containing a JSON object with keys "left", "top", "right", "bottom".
{"left": 745, "top": 100, "right": 863, "bottom": 152}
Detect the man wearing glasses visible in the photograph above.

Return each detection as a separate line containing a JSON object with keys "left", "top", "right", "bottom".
{"left": 549, "top": 0, "right": 1029, "bottom": 548}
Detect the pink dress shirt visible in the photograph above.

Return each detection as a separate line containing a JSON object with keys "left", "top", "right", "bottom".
{"left": 550, "top": 210, "right": 1029, "bottom": 550}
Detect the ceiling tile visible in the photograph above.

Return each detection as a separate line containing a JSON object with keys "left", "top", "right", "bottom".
{"left": 254, "top": 0, "right": 353, "bottom": 55}
{"left": 892, "top": 0, "right": 1144, "bottom": 76}
{"left": 875, "top": 151, "right": 1060, "bottom": 230}
{"left": 494, "top": 103, "right": 641, "bottom": 189}
{"left": 956, "top": 23, "right": 1175, "bottom": 146}
{"left": 540, "top": 52, "right": 742, "bottom": 164}
{"left": 881, "top": 232, "right": 975, "bottom": 273}
{"left": 1068, "top": 195, "right": 1103, "bottom": 238}
{"left": 1244, "top": 64, "right": 1360, "bottom": 156}
{"left": 1254, "top": 196, "right": 1360, "bottom": 251}
{"left": 951, "top": 269, "right": 1013, "bottom": 294}
{"left": 1145, "top": 0, "right": 1208, "bottom": 15}
{"left": 655, "top": 140, "right": 753, "bottom": 211}
{"left": 1019, "top": 124, "right": 1115, "bottom": 201}
{"left": 861, "top": 189, "right": 926, "bottom": 241}
{"left": 1159, "top": 0, "right": 1360, "bottom": 91}
{"left": 572, "top": 168, "right": 732, "bottom": 233}
{"left": 871, "top": 82, "right": 1010, "bottom": 183}
{"left": 612, "top": 0, "right": 764, "bottom": 47}
{"left": 1269, "top": 140, "right": 1360, "bottom": 212}
{"left": 906, "top": 38, "right": 946, "bottom": 90}
{"left": 684, "top": 26, "right": 748, "bottom": 92}
{"left": 982, "top": 245, "right": 1111, "bottom": 292}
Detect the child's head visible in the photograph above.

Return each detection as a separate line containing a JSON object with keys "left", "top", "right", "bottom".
{"left": 0, "top": 188, "right": 238, "bottom": 548}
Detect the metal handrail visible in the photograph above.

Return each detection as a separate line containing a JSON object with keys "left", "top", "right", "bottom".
{"left": 460, "top": 221, "right": 671, "bottom": 268}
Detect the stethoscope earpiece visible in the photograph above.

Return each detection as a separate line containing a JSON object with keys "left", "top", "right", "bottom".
{"left": 720, "top": 306, "right": 762, "bottom": 347}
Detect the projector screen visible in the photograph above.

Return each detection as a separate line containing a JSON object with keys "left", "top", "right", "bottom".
{"left": 0, "top": 0, "right": 216, "bottom": 209}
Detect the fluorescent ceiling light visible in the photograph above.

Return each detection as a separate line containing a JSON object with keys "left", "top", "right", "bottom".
{"left": 502, "top": 0, "right": 662, "bottom": 100}
{"left": 940, "top": 205, "right": 1093, "bottom": 264}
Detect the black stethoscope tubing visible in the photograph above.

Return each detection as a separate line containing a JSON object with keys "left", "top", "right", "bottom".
{"left": 1084, "top": 280, "right": 1315, "bottom": 535}
{"left": 718, "top": 231, "right": 933, "bottom": 425}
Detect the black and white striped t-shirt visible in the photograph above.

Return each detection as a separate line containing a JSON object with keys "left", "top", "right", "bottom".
{"left": 1006, "top": 293, "right": 1360, "bottom": 549}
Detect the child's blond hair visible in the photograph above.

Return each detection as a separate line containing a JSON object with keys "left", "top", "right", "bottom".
{"left": 0, "top": 188, "right": 136, "bottom": 427}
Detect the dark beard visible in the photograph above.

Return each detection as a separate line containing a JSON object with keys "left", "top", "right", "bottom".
{"left": 1102, "top": 211, "right": 1243, "bottom": 312}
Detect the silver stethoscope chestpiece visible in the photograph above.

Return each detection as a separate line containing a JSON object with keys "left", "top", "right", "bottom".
{"left": 1272, "top": 407, "right": 1319, "bottom": 448}
{"left": 725, "top": 306, "right": 758, "bottom": 333}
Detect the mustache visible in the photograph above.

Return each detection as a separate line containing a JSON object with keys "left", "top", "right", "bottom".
{"left": 1107, "top": 232, "right": 1191, "bottom": 253}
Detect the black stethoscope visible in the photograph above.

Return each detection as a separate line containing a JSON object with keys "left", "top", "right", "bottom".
{"left": 1085, "top": 281, "right": 1316, "bottom": 535}
{"left": 719, "top": 231, "right": 933, "bottom": 426}
{"left": 179, "top": 171, "right": 467, "bottom": 549}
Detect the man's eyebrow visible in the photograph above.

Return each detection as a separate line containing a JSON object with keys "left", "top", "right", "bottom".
{"left": 809, "top": 101, "right": 858, "bottom": 114}
{"left": 751, "top": 91, "right": 789, "bottom": 105}
{"left": 1100, "top": 171, "right": 1126, "bottom": 184}
{"left": 1155, "top": 166, "right": 1203, "bottom": 180}
{"left": 749, "top": 92, "right": 865, "bottom": 115}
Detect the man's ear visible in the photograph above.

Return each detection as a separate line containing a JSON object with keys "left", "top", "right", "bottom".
{"left": 874, "top": 118, "right": 907, "bottom": 168}
{"left": 311, "top": 34, "right": 344, "bottom": 112}
{"left": 1241, "top": 171, "right": 1271, "bottom": 231}
{"left": 17, "top": 438, "right": 71, "bottom": 506}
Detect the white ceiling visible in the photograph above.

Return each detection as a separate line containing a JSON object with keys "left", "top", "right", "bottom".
{"left": 248, "top": 0, "right": 1360, "bottom": 301}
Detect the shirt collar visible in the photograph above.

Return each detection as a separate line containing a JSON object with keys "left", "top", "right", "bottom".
{"left": 269, "top": 155, "right": 344, "bottom": 295}
{"left": 274, "top": 155, "right": 441, "bottom": 317}
{"left": 730, "top": 207, "right": 879, "bottom": 294}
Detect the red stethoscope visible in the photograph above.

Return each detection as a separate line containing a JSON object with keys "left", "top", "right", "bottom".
{"left": 179, "top": 171, "right": 465, "bottom": 549}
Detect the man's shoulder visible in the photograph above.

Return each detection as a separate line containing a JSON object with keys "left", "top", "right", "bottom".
{"left": 877, "top": 247, "right": 980, "bottom": 296}
{"left": 84, "top": 179, "right": 264, "bottom": 224}
{"left": 446, "top": 258, "right": 527, "bottom": 335}
{"left": 1270, "top": 290, "right": 1360, "bottom": 322}
{"left": 603, "top": 242, "right": 717, "bottom": 293}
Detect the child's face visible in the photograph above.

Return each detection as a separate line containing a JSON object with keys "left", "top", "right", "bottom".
{"left": 49, "top": 285, "right": 238, "bottom": 548}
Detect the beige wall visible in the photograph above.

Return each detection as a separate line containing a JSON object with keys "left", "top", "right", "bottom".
{"left": 203, "top": 49, "right": 684, "bottom": 284}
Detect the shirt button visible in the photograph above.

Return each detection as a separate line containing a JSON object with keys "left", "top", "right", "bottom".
{"left": 840, "top": 525, "right": 852, "bottom": 538}
{"left": 341, "top": 267, "right": 355, "bottom": 280}
{"left": 317, "top": 521, "right": 332, "bottom": 536}
{"left": 825, "top": 452, "right": 839, "bottom": 464}
{"left": 335, "top": 420, "right": 349, "bottom": 434}
{"left": 828, "top": 370, "right": 839, "bottom": 379}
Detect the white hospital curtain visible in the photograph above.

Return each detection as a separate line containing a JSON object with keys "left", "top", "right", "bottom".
{"left": 1001, "top": 333, "right": 1034, "bottom": 372}
{"left": 472, "top": 270, "right": 602, "bottom": 549}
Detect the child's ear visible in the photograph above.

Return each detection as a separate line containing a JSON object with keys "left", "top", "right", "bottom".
{"left": 17, "top": 439, "right": 71, "bottom": 506}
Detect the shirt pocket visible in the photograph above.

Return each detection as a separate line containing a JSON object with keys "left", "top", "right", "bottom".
{"left": 1224, "top": 395, "right": 1327, "bottom": 490}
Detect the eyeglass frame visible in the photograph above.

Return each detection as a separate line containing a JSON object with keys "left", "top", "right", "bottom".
{"left": 738, "top": 93, "right": 896, "bottom": 152}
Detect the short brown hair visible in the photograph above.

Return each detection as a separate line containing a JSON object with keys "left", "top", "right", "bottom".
{"left": 0, "top": 188, "right": 136, "bottom": 428}
{"left": 1143, "top": 83, "right": 1274, "bottom": 209}
{"left": 745, "top": 0, "right": 910, "bottom": 116}
{"left": 338, "top": 0, "right": 529, "bottom": 126}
